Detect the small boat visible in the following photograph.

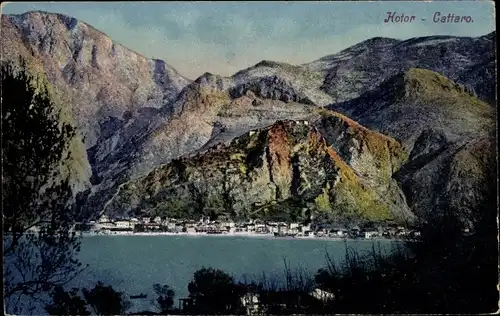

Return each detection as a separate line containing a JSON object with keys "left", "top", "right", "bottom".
{"left": 130, "top": 293, "right": 147, "bottom": 299}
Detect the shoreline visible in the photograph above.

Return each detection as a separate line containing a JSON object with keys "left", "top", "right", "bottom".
{"left": 3, "top": 231, "right": 410, "bottom": 242}
{"left": 77, "top": 231, "right": 402, "bottom": 242}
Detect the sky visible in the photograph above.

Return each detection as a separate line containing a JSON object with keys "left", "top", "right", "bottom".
{"left": 1, "top": 1, "right": 496, "bottom": 79}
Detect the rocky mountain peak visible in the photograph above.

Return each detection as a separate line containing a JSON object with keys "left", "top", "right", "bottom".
{"left": 2, "top": 11, "right": 191, "bottom": 148}
{"left": 253, "top": 60, "right": 290, "bottom": 69}
{"left": 194, "top": 72, "right": 229, "bottom": 91}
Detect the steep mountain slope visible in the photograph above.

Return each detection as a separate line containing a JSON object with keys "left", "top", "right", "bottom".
{"left": 394, "top": 131, "right": 496, "bottom": 230}
{"left": 1, "top": 11, "right": 191, "bottom": 149}
{"left": 304, "top": 32, "right": 496, "bottom": 105}
{"left": 331, "top": 68, "right": 496, "bottom": 228}
{"left": 312, "top": 111, "right": 411, "bottom": 220}
{"left": 103, "top": 120, "right": 412, "bottom": 224}
{"left": 456, "top": 57, "right": 496, "bottom": 106}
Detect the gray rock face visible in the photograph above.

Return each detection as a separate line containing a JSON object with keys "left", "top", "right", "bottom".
{"left": 332, "top": 68, "right": 495, "bottom": 153}
{"left": 229, "top": 75, "right": 315, "bottom": 105}
{"left": 456, "top": 58, "right": 496, "bottom": 106}
{"left": 394, "top": 134, "right": 496, "bottom": 229}
{"left": 231, "top": 60, "right": 334, "bottom": 107}
{"left": 409, "top": 129, "right": 450, "bottom": 161}
{"left": 2, "top": 11, "right": 191, "bottom": 149}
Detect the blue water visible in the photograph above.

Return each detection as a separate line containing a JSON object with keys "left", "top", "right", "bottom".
{"left": 68, "top": 235, "right": 394, "bottom": 313}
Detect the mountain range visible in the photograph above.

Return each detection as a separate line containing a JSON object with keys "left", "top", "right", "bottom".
{"left": 1, "top": 11, "right": 496, "bottom": 228}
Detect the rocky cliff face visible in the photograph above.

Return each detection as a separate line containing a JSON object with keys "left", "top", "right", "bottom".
{"left": 334, "top": 68, "right": 495, "bottom": 152}
{"left": 312, "top": 111, "right": 412, "bottom": 221}
{"left": 2, "top": 10, "right": 190, "bottom": 212}
{"left": 230, "top": 60, "right": 334, "bottom": 107}
{"left": 456, "top": 58, "right": 496, "bottom": 106}
{"left": 103, "top": 120, "right": 410, "bottom": 224}
{"left": 1, "top": 11, "right": 191, "bottom": 149}
{"left": 394, "top": 132, "right": 496, "bottom": 230}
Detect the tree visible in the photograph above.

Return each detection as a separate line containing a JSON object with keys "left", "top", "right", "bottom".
{"left": 44, "top": 286, "right": 90, "bottom": 315}
{"left": 82, "top": 281, "right": 131, "bottom": 315}
{"left": 2, "top": 58, "right": 85, "bottom": 313}
{"left": 153, "top": 283, "right": 175, "bottom": 313}
{"left": 188, "top": 267, "right": 244, "bottom": 314}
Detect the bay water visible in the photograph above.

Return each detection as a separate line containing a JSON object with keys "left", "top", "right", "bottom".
{"left": 70, "top": 235, "right": 395, "bottom": 313}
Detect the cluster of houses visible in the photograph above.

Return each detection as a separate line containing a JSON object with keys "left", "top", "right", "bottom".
{"left": 74, "top": 215, "right": 420, "bottom": 239}
{"left": 76, "top": 215, "right": 307, "bottom": 236}
{"left": 313, "top": 224, "right": 421, "bottom": 239}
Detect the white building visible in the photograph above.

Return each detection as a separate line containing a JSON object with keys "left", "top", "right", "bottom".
{"left": 301, "top": 224, "right": 311, "bottom": 233}
{"left": 309, "top": 288, "right": 335, "bottom": 302}
{"left": 287, "top": 228, "right": 298, "bottom": 235}
{"left": 240, "top": 293, "right": 260, "bottom": 315}
{"left": 364, "top": 231, "right": 378, "bottom": 239}
{"left": 220, "top": 221, "right": 235, "bottom": 228}
{"left": 330, "top": 228, "right": 347, "bottom": 237}
{"left": 95, "top": 222, "right": 116, "bottom": 230}
{"left": 279, "top": 225, "right": 289, "bottom": 234}
{"left": 115, "top": 220, "right": 134, "bottom": 229}
{"left": 167, "top": 222, "right": 176, "bottom": 230}
{"left": 336, "top": 230, "right": 347, "bottom": 237}
{"left": 267, "top": 224, "right": 279, "bottom": 234}
{"left": 99, "top": 215, "right": 110, "bottom": 223}
{"left": 153, "top": 216, "right": 162, "bottom": 224}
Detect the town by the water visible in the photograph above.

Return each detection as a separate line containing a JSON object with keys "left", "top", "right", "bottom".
{"left": 61, "top": 215, "right": 421, "bottom": 240}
